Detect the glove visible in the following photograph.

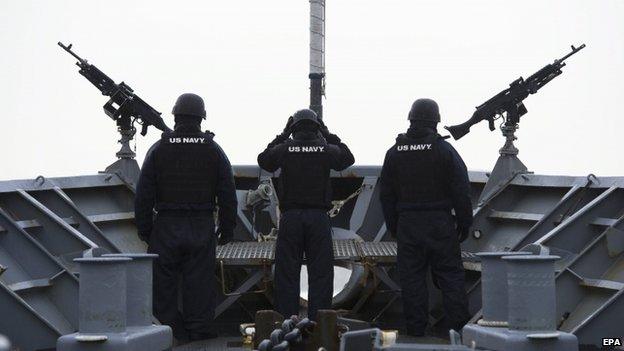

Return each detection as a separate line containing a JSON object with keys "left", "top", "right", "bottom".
{"left": 218, "top": 230, "right": 233, "bottom": 246}
{"left": 268, "top": 134, "right": 288, "bottom": 148}
{"left": 324, "top": 133, "right": 341, "bottom": 144}
{"left": 457, "top": 226, "right": 470, "bottom": 243}
{"left": 267, "top": 117, "right": 294, "bottom": 148}
{"left": 281, "top": 116, "right": 294, "bottom": 137}
{"left": 319, "top": 119, "right": 330, "bottom": 137}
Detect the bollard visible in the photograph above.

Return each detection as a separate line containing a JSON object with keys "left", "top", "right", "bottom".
{"left": 476, "top": 252, "right": 530, "bottom": 327}
{"left": 462, "top": 254, "right": 577, "bottom": 350}
{"left": 309, "top": 310, "right": 339, "bottom": 351}
{"left": 58, "top": 254, "right": 172, "bottom": 350}
{"left": 104, "top": 253, "right": 158, "bottom": 327}
{"left": 254, "top": 310, "right": 285, "bottom": 348}
{"left": 502, "top": 255, "right": 559, "bottom": 333}
{"left": 74, "top": 256, "right": 131, "bottom": 336}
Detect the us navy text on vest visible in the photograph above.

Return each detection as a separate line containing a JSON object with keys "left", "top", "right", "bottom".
{"left": 397, "top": 144, "right": 431, "bottom": 151}
{"left": 168, "top": 137, "right": 206, "bottom": 144}
{"left": 288, "top": 146, "right": 325, "bottom": 152}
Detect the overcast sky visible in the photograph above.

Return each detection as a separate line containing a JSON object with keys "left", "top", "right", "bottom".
{"left": 1, "top": 0, "right": 622, "bottom": 181}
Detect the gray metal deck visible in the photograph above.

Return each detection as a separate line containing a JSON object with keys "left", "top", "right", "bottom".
{"left": 0, "top": 166, "right": 623, "bottom": 350}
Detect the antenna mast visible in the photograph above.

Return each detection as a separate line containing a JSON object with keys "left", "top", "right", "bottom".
{"left": 309, "top": 0, "right": 325, "bottom": 119}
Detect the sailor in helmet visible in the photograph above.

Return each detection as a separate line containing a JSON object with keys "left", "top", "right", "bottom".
{"left": 379, "top": 98, "right": 472, "bottom": 336}
{"left": 257, "top": 109, "right": 354, "bottom": 320}
{"left": 135, "top": 93, "right": 237, "bottom": 342}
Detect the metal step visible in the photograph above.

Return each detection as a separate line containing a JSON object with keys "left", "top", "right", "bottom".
{"left": 580, "top": 278, "right": 624, "bottom": 292}
{"left": 8, "top": 278, "right": 53, "bottom": 293}
{"left": 86, "top": 211, "right": 135, "bottom": 223}
{"left": 590, "top": 217, "right": 619, "bottom": 227}
{"left": 0, "top": 212, "right": 136, "bottom": 233}
{"left": 488, "top": 210, "right": 543, "bottom": 222}
{"left": 488, "top": 211, "right": 618, "bottom": 228}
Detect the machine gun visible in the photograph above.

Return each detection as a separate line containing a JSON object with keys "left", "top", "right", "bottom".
{"left": 445, "top": 44, "right": 585, "bottom": 141}
{"left": 58, "top": 42, "right": 171, "bottom": 159}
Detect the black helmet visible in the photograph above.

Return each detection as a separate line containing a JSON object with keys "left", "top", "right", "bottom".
{"left": 172, "top": 93, "right": 206, "bottom": 119}
{"left": 408, "top": 98, "right": 440, "bottom": 123}
{"left": 292, "top": 109, "right": 320, "bottom": 127}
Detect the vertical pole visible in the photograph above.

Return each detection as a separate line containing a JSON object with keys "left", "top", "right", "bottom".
{"left": 309, "top": 0, "right": 325, "bottom": 120}
{"left": 310, "top": 310, "right": 339, "bottom": 351}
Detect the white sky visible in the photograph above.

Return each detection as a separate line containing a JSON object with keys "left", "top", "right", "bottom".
{"left": 1, "top": 0, "right": 623, "bottom": 181}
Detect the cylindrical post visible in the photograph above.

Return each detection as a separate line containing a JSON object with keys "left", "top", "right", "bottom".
{"left": 254, "top": 310, "right": 284, "bottom": 348}
{"left": 477, "top": 252, "right": 530, "bottom": 326}
{"left": 309, "top": 0, "right": 325, "bottom": 76}
{"left": 309, "top": 0, "right": 325, "bottom": 119}
{"left": 74, "top": 257, "right": 131, "bottom": 334}
{"left": 309, "top": 310, "right": 338, "bottom": 351}
{"left": 502, "top": 255, "right": 559, "bottom": 332}
{"left": 104, "top": 253, "right": 158, "bottom": 327}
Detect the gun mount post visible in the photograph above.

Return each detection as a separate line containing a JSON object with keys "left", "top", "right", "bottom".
{"left": 115, "top": 126, "right": 137, "bottom": 160}
{"left": 499, "top": 121, "right": 519, "bottom": 157}
{"left": 104, "top": 121, "right": 140, "bottom": 187}
{"left": 477, "top": 119, "right": 529, "bottom": 206}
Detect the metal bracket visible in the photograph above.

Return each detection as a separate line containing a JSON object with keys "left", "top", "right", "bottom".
{"left": 219, "top": 260, "right": 269, "bottom": 297}
{"left": 215, "top": 269, "right": 266, "bottom": 318}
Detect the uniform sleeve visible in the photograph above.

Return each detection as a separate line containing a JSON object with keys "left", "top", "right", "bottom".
{"left": 134, "top": 142, "right": 160, "bottom": 238}
{"left": 257, "top": 135, "right": 287, "bottom": 172}
{"left": 214, "top": 142, "right": 238, "bottom": 238}
{"left": 327, "top": 139, "right": 355, "bottom": 171}
{"left": 379, "top": 149, "right": 399, "bottom": 235}
{"left": 442, "top": 142, "right": 473, "bottom": 229}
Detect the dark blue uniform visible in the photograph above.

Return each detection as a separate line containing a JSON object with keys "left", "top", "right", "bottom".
{"left": 135, "top": 127, "right": 237, "bottom": 340}
{"left": 257, "top": 131, "right": 354, "bottom": 320}
{"left": 380, "top": 126, "right": 472, "bottom": 335}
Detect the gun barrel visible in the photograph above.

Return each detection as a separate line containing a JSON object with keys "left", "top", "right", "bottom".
{"left": 558, "top": 43, "right": 586, "bottom": 62}
{"left": 58, "top": 42, "right": 87, "bottom": 64}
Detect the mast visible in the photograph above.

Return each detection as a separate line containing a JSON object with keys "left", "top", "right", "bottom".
{"left": 309, "top": 0, "right": 325, "bottom": 120}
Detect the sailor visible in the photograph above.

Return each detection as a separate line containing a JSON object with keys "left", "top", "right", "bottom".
{"left": 257, "top": 109, "right": 354, "bottom": 320}
{"left": 379, "top": 98, "right": 472, "bottom": 336}
{"left": 134, "top": 93, "right": 237, "bottom": 341}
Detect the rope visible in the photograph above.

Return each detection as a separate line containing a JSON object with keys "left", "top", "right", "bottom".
{"left": 328, "top": 185, "right": 364, "bottom": 218}
{"left": 477, "top": 319, "right": 508, "bottom": 328}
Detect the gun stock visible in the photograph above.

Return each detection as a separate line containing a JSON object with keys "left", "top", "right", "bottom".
{"left": 444, "top": 123, "right": 471, "bottom": 141}
{"left": 445, "top": 111, "right": 495, "bottom": 140}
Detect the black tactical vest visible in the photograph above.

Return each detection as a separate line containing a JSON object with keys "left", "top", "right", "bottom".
{"left": 392, "top": 133, "right": 449, "bottom": 206}
{"left": 279, "top": 140, "right": 332, "bottom": 210}
{"left": 154, "top": 131, "right": 219, "bottom": 205}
